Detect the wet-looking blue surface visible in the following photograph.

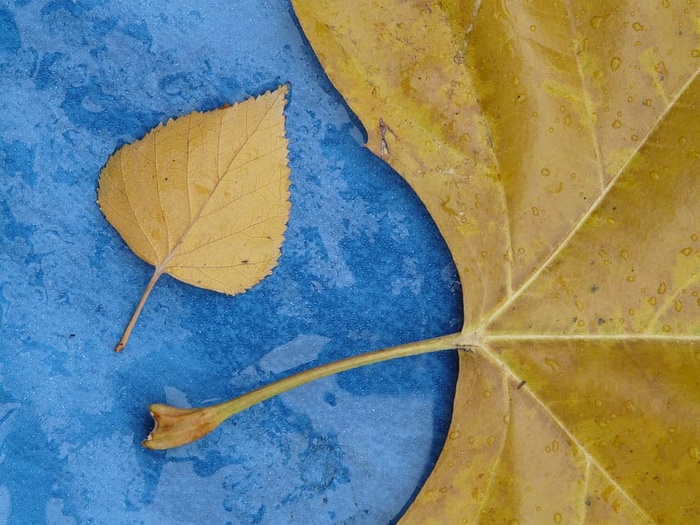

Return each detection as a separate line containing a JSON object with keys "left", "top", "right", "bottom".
{"left": 0, "top": 1, "right": 462, "bottom": 523}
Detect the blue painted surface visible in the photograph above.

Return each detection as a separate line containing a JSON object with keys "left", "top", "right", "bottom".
{"left": 0, "top": 1, "right": 462, "bottom": 523}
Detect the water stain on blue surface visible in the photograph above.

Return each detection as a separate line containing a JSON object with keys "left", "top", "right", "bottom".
{"left": 1, "top": 401, "right": 57, "bottom": 524}
{"left": 34, "top": 52, "right": 64, "bottom": 91}
{"left": 0, "top": 200, "right": 36, "bottom": 252}
{"left": 222, "top": 475, "right": 266, "bottom": 523}
{"left": 0, "top": 139, "right": 37, "bottom": 187}
{"left": 91, "top": 14, "right": 119, "bottom": 37}
{"left": 159, "top": 72, "right": 211, "bottom": 104}
{"left": 41, "top": 0, "right": 109, "bottom": 17}
{"left": 0, "top": 196, "right": 46, "bottom": 303}
{"left": 121, "top": 20, "right": 153, "bottom": 46}
{"left": 61, "top": 78, "right": 161, "bottom": 138}
{"left": 91, "top": 16, "right": 152, "bottom": 47}
{"left": 0, "top": 8, "right": 21, "bottom": 55}
{"left": 268, "top": 398, "right": 350, "bottom": 498}
{"left": 0, "top": 45, "right": 38, "bottom": 79}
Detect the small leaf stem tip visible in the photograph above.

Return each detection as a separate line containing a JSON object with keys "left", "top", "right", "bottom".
{"left": 115, "top": 269, "right": 162, "bottom": 352}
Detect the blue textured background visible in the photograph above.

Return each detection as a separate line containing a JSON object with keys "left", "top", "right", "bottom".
{"left": 0, "top": 1, "right": 462, "bottom": 523}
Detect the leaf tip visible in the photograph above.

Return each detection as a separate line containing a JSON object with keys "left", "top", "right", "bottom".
{"left": 268, "top": 82, "right": 290, "bottom": 105}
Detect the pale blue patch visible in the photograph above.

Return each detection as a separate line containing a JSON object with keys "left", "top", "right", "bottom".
{"left": 259, "top": 334, "right": 331, "bottom": 374}
{"left": 44, "top": 499, "right": 77, "bottom": 525}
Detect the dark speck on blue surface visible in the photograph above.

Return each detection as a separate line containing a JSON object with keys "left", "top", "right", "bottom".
{"left": 324, "top": 392, "right": 337, "bottom": 406}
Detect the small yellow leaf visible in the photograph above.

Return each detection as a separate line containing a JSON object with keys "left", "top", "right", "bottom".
{"left": 98, "top": 85, "right": 291, "bottom": 351}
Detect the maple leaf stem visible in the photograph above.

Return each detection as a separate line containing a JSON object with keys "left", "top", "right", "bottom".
{"left": 143, "top": 332, "right": 461, "bottom": 449}
{"left": 115, "top": 269, "right": 163, "bottom": 352}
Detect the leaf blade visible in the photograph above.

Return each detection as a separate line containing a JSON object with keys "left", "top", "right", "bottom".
{"left": 487, "top": 337, "right": 700, "bottom": 523}
{"left": 98, "top": 85, "right": 290, "bottom": 348}
{"left": 291, "top": 0, "right": 700, "bottom": 522}
{"left": 487, "top": 68, "right": 700, "bottom": 337}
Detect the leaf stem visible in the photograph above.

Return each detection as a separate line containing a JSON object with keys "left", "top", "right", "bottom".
{"left": 115, "top": 268, "right": 163, "bottom": 352}
{"left": 143, "top": 332, "right": 461, "bottom": 449}
{"left": 219, "top": 332, "right": 461, "bottom": 409}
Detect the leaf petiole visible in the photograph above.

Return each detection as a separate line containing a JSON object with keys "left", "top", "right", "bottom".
{"left": 115, "top": 268, "right": 163, "bottom": 352}
{"left": 143, "top": 332, "right": 461, "bottom": 449}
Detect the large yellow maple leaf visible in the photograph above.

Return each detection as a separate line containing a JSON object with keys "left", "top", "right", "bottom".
{"left": 290, "top": 1, "right": 700, "bottom": 523}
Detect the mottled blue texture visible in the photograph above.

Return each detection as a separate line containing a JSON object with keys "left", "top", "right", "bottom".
{"left": 0, "top": 1, "right": 462, "bottom": 523}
